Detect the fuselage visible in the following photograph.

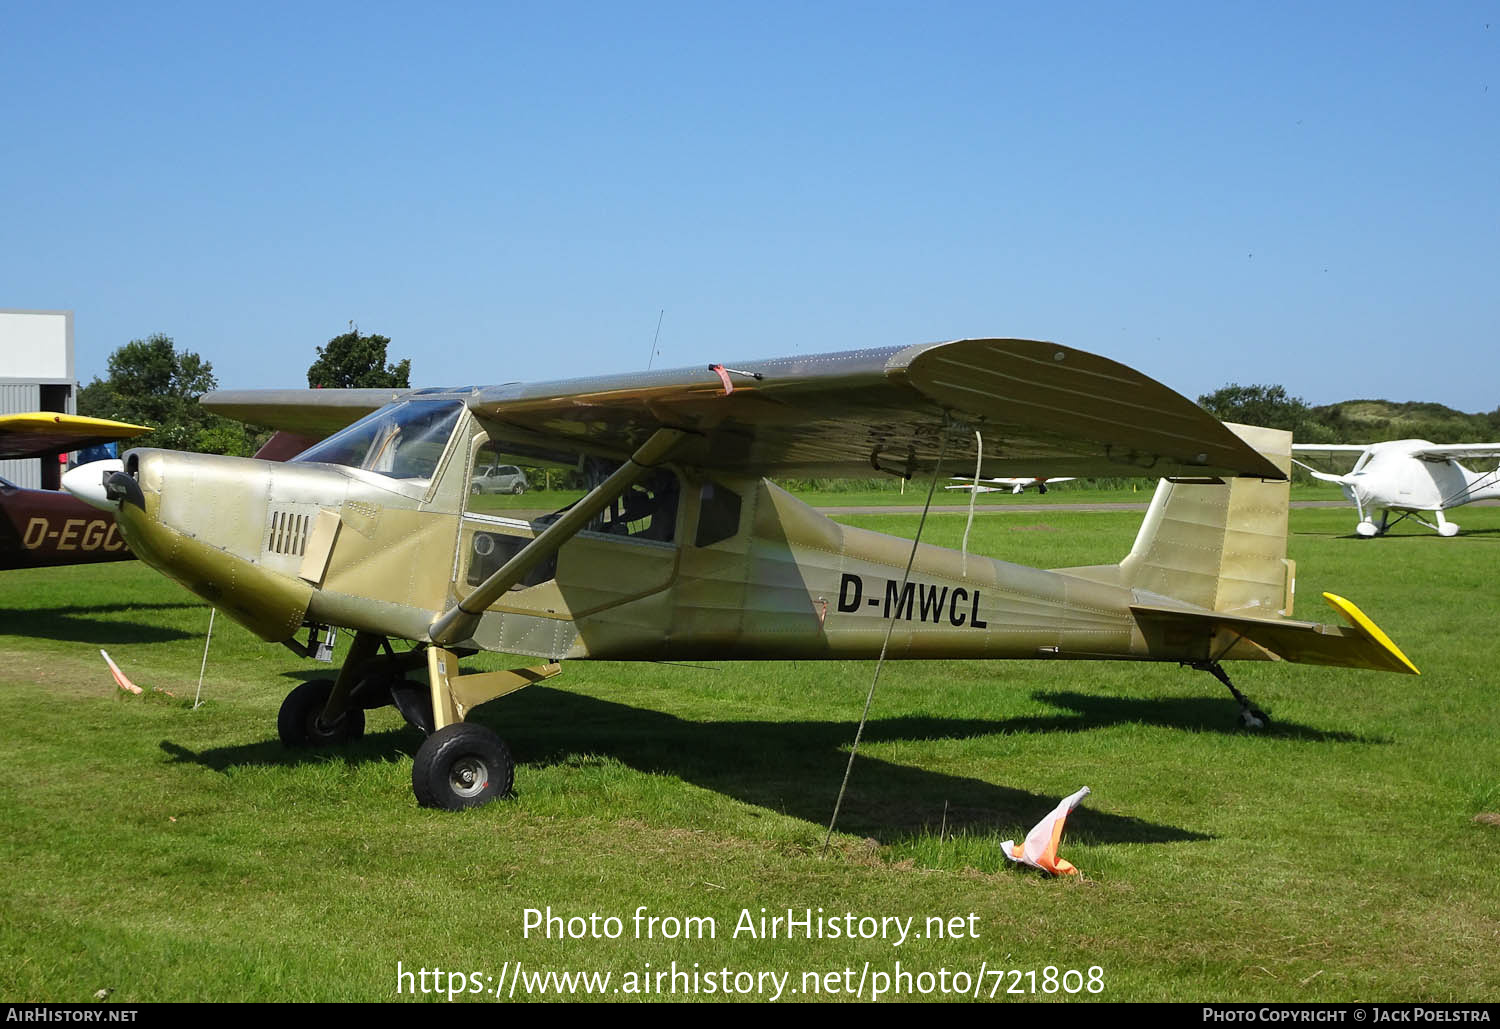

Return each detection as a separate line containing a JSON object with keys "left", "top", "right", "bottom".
{"left": 0, "top": 477, "right": 131, "bottom": 570}
{"left": 91, "top": 399, "right": 1284, "bottom": 669}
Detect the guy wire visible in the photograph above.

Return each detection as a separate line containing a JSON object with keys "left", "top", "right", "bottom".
{"left": 822, "top": 424, "right": 952, "bottom": 855}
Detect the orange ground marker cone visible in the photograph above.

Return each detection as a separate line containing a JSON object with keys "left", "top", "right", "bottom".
{"left": 100, "top": 650, "right": 144, "bottom": 695}
{"left": 1002, "top": 786, "right": 1090, "bottom": 876}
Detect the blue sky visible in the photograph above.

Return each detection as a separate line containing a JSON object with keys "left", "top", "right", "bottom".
{"left": 4, "top": 2, "right": 1496, "bottom": 411}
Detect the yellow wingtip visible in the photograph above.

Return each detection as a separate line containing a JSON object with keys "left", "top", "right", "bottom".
{"left": 1321, "top": 593, "right": 1421, "bottom": 675}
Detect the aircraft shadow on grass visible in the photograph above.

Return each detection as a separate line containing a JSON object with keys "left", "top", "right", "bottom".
{"left": 161, "top": 688, "right": 1233, "bottom": 846}
{"left": 1017, "top": 691, "right": 1379, "bottom": 744}
{"left": 0, "top": 602, "right": 200, "bottom": 645}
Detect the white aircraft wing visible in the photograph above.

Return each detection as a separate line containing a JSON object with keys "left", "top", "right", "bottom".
{"left": 1290, "top": 443, "right": 1369, "bottom": 475}
{"left": 1406, "top": 443, "right": 1500, "bottom": 463}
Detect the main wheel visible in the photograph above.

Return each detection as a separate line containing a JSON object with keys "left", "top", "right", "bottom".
{"left": 278, "top": 679, "right": 366, "bottom": 747}
{"left": 412, "top": 723, "right": 514, "bottom": 810}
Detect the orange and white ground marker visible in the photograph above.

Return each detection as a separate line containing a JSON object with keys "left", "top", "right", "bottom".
{"left": 1002, "top": 786, "right": 1091, "bottom": 876}
{"left": 100, "top": 649, "right": 144, "bottom": 695}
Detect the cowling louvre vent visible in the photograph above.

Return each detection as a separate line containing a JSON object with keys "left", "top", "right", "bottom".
{"left": 268, "top": 509, "right": 311, "bottom": 556}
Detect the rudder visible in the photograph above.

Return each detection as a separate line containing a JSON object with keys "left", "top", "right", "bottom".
{"left": 1115, "top": 422, "right": 1293, "bottom": 615}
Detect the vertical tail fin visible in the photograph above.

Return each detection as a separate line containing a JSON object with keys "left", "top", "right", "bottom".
{"left": 1117, "top": 423, "right": 1294, "bottom": 615}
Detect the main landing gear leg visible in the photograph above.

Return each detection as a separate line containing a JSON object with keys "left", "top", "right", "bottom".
{"left": 277, "top": 631, "right": 432, "bottom": 747}
{"left": 1187, "top": 659, "right": 1269, "bottom": 729}
{"left": 411, "top": 646, "right": 563, "bottom": 810}
{"left": 278, "top": 630, "right": 380, "bottom": 747}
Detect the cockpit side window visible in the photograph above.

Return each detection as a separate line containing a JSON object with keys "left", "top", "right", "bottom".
{"left": 292, "top": 401, "right": 465, "bottom": 485}
{"left": 534, "top": 456, "right": 679, "bottom": 543}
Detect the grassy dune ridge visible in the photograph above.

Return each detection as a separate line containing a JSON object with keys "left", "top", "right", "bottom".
{"left": 1, "top": 498, "right": 1496, "bottom": 1002}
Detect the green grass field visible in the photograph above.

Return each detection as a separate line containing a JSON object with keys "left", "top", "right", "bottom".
{"left": 2, "top": 501, "right": 1497, "bottom": 1002}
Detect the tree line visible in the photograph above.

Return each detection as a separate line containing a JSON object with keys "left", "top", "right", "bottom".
{"left": 78, "top": 328, "right": 413, "bottom": 459}
{"left": 1196, "top": 383, "right": 1500, "bottom": 446}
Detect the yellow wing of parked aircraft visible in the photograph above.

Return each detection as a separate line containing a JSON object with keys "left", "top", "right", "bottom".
{"left": 0, "top": 413, "right": 151, "bottom": 461}
{"left": 66, "top": 339, "right": 1418, "bottom": 810}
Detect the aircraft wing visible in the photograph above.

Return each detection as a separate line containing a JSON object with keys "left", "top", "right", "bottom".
{"left": 1290, "top": 443, "right": 1369, "bottom": 475}
{"left": 1406, "top": 443, "right": 1500, "bottom": 463}
{"left": 0, "top": 413, "right": 152, "bottom": 461}
{"left": 466, "top": 339, "right": 1285, "bottom": 480}
{"left": 199, "top": 340, "right": 1283, "bottom": 480}
{"left": 200, "top": 387, "right": 414, "bottom": 439}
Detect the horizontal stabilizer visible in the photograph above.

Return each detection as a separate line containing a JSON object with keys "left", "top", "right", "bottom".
{"left": 1131, "top": 592, "right": 1419, "bottom": 675}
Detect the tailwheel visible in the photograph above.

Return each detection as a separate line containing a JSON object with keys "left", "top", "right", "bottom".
{"left": 1187, "top": 660, "right": 1270, "bottom": 731}
{"left": 278, "top": 679, "right": 366, "bottom": 747}
{"left": 412, "top": 723, "right": 514, "bottom": 810}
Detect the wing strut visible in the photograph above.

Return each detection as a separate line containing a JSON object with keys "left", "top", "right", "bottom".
{"left": 427, "top": 427, "right": 688, "bottom": 647}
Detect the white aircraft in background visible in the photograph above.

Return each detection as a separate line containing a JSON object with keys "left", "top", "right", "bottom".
{"left": 1292, "top": 441, "right": 1500, "bottom": 538}
{"left": 946, "top": 475, "right": 1076, "bottom": 495}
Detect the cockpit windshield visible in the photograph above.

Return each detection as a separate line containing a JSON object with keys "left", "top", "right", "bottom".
{"left": 292, "top": 400, "right": 464, "bottom": 486}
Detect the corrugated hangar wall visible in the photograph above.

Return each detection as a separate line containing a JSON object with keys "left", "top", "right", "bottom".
{"left": 1, "top": 310, "right": 75, "bottom": 489}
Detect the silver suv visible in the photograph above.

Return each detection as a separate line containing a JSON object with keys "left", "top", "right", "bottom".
{"left": 471, "top": 463, "right": 529, "bottom": 495}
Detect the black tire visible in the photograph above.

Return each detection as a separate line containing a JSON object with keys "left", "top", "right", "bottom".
{"left": 278, "top": 679, "right": 366, "bottom": 747}
{"left": 412, "top": 723, "right": 514, "bottom": 810}
{"left": 511, "top": 482, "right": 525, "bottom": 495}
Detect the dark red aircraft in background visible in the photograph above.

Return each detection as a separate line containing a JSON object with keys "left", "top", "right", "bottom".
{"left": 0, "top": 413, "right": 151, "bottom": 571}
{"left": 0, "top": 473, "right": 136, "bottom": 569}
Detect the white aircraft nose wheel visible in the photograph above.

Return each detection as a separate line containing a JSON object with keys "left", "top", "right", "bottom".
{"left": 1355, "top": 520, "right": 1379, "bottom": 537}
{"left": 413, "top": 723, "right": 515, "bottom": 810}
{"left": 278, "top": 679, "right": 366, "bottom": 747}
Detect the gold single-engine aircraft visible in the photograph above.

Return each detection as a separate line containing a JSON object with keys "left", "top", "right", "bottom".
{"left": 65, "top": 339, "right": 1418, "bottom": 810}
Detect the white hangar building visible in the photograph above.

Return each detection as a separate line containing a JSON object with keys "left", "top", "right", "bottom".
{"left": 1, "top": 309, "right": 76, "bottom": 490}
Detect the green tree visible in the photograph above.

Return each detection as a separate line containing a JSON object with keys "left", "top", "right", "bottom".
{"left": 76, "top": 334, "right": 253, "bottom": 455}
{"left": 1197, "top": 383, "right": 1334, "bottom": 443}
{"left": 307, "top": 328, "right": 411, "bottom": 388}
